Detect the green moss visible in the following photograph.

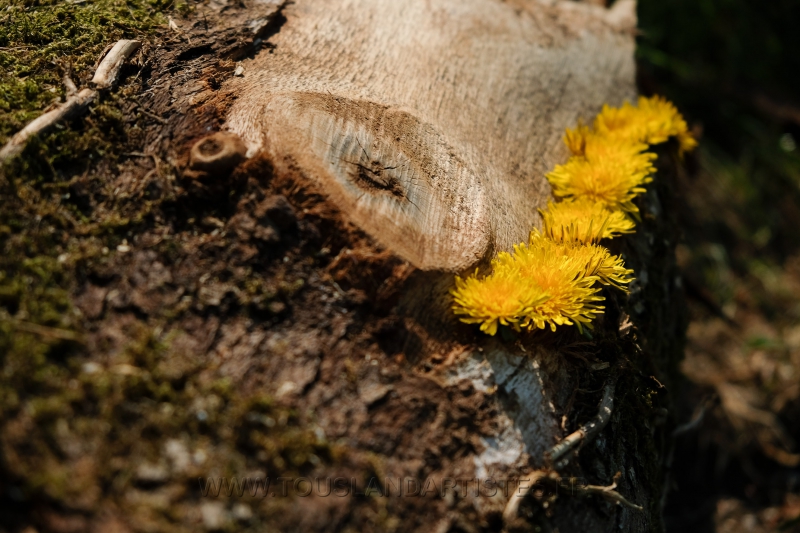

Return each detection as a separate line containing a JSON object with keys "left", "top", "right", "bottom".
{"left": 0, "top": 0, "right": 166, "bottom": 141}
{"left": 0, "top": 0, "right": 175, "bottom": 363}
{"left": 1, "top": 315, "right": 337, "bottom": 526}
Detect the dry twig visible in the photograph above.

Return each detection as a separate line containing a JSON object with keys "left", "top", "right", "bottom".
{"left": 0, "top": 39, "right": 141, "bottom": 163}
{"left": 573, "top": 472, "right": 643, "bottom": 511}
{"left": 546, "top": 372, "right": 618, "bottom": 467}
{"left": 501, "top": 470, "right": 552, "bottom": 524}
{"left": 4, "top": 318, "right": 83, "bottom": 343}
{"left": 503, "top": 372, "right": 634, "bottom": 524}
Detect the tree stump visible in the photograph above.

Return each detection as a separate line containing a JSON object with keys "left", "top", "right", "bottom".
{"left": 0, "top": 1, "right": 686, "bottom": 531}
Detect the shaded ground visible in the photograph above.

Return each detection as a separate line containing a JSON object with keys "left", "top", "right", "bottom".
{"left": 638, "top": 0, "right": 800, "bottom": 530}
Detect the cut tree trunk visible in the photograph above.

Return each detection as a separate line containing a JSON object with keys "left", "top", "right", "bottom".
{"left": 215, "top": 1, "right": 680, "bottom": 530}
{"left": 1, "top": 1, "right": 687, "bottom": 532}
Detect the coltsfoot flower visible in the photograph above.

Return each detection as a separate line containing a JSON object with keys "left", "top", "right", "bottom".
{"left": 546, "top": 138, "right": 656, "bottom": 212}
{"left": 498, "top": 239, "right": 605, "bottom": 332}
{"left": 450, "top": 96, "right": 692, "bottom": 335}
{"left": 451, "top": 267, "right": 549, "bottom": 336}
{"left": 529, "top": 230, "right": 634, "bottom": 291}
{"left": 594, "top": 95, "right": 697, "bottom": 154}
{"left": 450, "top": 227, "right": 635, "bottom": 335}
{"left": 539, "top": 197, "right": 636, "bottom": 243}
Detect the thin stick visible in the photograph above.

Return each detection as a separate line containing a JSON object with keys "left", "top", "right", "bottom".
{"left": 501, "top": 470, "right": 551, "bottom": 524}
{"left": 502, "top": 469, "right": 642, "bottom": 525}
{"left": 63, "top": 73, "right": 78, "bottom": 97}
{"left": 5, "top": 319, "right": 84, "bottom": 343}
{"left": 91, "top": 39, "right": 141, "bottom": 89}
{"left": 503, "top": 373, "right": 621, "bottom": 524}
{"left": 546, "top": 372, "right": 618, "bottom": 466}
{"left": 0, "top": 89, "right": 96, "bottom": 162}
{"left": 672, "top": 397, "right": 711, "bottom": 437}
{"left": 574, "top": 472, "right": 643, "bottom": 511}
{"left": 0, "top": 39, "right": 141, "bottom": 164}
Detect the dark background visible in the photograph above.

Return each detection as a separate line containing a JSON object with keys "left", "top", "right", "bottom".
{"left": 639, "top": 0, "right": 800, "bottom": 530}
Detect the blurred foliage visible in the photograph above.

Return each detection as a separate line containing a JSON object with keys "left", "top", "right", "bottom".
{"left": 639, "top": 0, "right": 800, "bottom": 322}
{"left": 640, "top": 2, "right": 800, "bottom": 530}
{"left": 638, "top": 0, "right": 800, "bottom": 149}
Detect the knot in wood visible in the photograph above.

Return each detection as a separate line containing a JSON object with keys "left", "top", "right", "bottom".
{"left": 189, "top": 132, "right": 247, "bottom": 176}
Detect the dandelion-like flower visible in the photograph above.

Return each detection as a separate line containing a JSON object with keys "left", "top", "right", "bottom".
{"left": 539, "top": 197, "right": 636, "bottom": 243}
{"left": 546, "top": 137, "right": 656, "bottom": 212}
{"left": 448, "top": 95, "right": 690, "bottom": 335}
{"left": 563, "top": 123, "right": 592, "bottom": 155}
{"left": 594, "top": 95, "right": 697, "bottom": 154}
{"left": 450, "top": 235, "right": 634, "bottom": 335}
{"left": 533, "top": 235, "right": 634, "bottom": 291}
{"left": 451, "top": 267, "right": 549, "bottom": 336}
{"left": 494, "top": 239, "right": 606, "bottom": 332}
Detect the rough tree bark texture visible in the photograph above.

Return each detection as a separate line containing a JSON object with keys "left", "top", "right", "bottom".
{"left": 0, "top": 1, "right": 686, "bottom": 532}
{"left": 219, "top": 1, "right": 680, "bottom": 530}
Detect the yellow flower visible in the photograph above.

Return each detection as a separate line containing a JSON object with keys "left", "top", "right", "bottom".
{"left": 563, "top": 123, "right": 592, "bottom": 155}
{"left": 594, "top": 95, "right": 697, "bottom": 154}
{"left": 546, "top": 138, "right": 656, "bottom": 212}
{"left": 539, "top": 234, "right": 634, "bottom": 291}
{"left": 449, "top": 94, "right": 685, "bottom": 335}
{"left": 451, "top": 235, "right": 634, "bottom": 335}
{"left": 539, "top": 197, "right": 636, "bottom": 243}
{"left": 495, "top": 239, "right": 605, "bottom": 332}
{"left": 451, "top": 267, "right": 549, "bottom": 336}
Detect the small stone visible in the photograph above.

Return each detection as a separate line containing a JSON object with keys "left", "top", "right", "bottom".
{"left": 198, "top": 285, "right": 228, "bottom": 307}
{"left": 164, "top": 439, "right": 190, "bottom": 474}
{"left": 201, "top": 216, "right": 225, "bottom": 229}
{"left": 81, "top": 362, "right": 101, "bottom": 374}
{"left": 232, "top": 503, "right": 252, "bottom": 521}
{"left": 358, "top": 382, "right": 394, "bottom": 406}
{"left": 276, "top": 381, "right": 298, "bottom": 398}
{"left": 135, "top": 462, "right": 169, "bottom": 484}
{"left": 234, "top": 65, "right": 245, "bottom": 77}
{"left": 268, "top": 301, "right": 286, "bottom": 314}
{"left": 192, "top": 449, "right": 207, "bottom": 465}
{"left": 200, "top": 501, "right": 226, "bottom": 530}
{"left": 111, "top": 364, "right": 140, "bottom": 376}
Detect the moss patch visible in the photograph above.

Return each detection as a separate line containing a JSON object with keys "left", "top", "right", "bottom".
{"left": 0, "top": 2, "right": 391, "bottom": 529}
{"left": 0, "top": 0, "right": 166, "bottom": 142}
